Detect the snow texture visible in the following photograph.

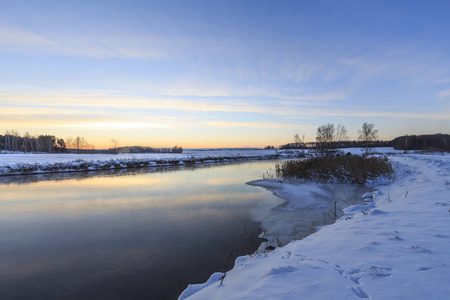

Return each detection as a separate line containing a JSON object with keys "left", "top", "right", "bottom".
{"left": 180, "top": 151, "right": 450, "bottom": 300}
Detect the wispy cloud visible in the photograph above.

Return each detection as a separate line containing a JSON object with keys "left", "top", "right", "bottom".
{"left": 286, "top": 108, "right": 450, "bottom": 120}
{"left": 338, "top": 48, "right": 450, "bottom": 87}
{"left": 437, "top": 89, "right": 450, "bottom": 100}
{"left": 201, "top": 121, "right": 310, "bottom": 130}
{"left": 0, "top": 84, "right": 348, "bottom": 114}
{"left": 0, "top": 23, "right": 270, "bottom": 60}
{"left": 3, "top": 92, "right": 448, "bottom": 124}
{"left": 0, "top": 26, "right": 59, "bottom": 51}
{"left": 156, "top": 85, "right": 348, "bottom": 102}
{"left": 0, "top": 25, "right": 171, "bottom": 59}
{"left": 437, "top": 78, "right": 450, "bottom": 84}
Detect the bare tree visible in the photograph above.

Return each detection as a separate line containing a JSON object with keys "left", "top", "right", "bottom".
{"left": 301, "top": 133, "right": 306, "bottom": 154}
{"left": 11, "top": 130, "right": 19, "bottom": 152}
{"left": 294, "top": 134, "right": 301, "bottom": 148}
{"left": 4, "top": 130, "right": 11, "bottom": 152}
{"left": 358, "top": 122, "right": 379, "bottom": 155}
{"left": 35, "top": 134, "right": 40, "bottom": 152}
{"left": 336, "top": 124, "right": 348, "bottom": 148}
{"left": 316, "top": 123, "right": 335, "bottom": 155}
{"left": 24, "top": 132, "right": 33, "bottom": 152}
{"left": 66, "top": 136, "right": 84, "bottom": 153}
{"left": 66, "top": 136, "right": 90, "bottom": 153}
{"left": 75, "top": 136, "right": 82, "bottom": 153}
{"left": 111, "top": 138, "right": 119, "bottom": 154}
{"left": 66, "top": 137, "right": 73, "bottom": 149}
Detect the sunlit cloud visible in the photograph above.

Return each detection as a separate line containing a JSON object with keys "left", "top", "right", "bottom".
{"left": 1, "top": 83, "right": 348, "bottom": 104}
{"left": 2, "top": 87, "right": 448, "bottom": 124}
{"left": 0, "top": 85, "right": 349, "bottom": 120}
{"left": 63, "top": 122, "right": 169, "bottom": 129}
{"left": 0, "top": 105, "right": 81, "bottom": 116}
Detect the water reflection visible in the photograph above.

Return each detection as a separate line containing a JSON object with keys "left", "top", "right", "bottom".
{"left": 0, "top": 162, "right": 240, "bottom": 186}
{"left": 0, "top": 161, "right": 277, "bottom": 300}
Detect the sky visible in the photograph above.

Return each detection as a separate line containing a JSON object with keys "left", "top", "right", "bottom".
{"left": 1, "top": 0, "right": 449, "bottom": 149}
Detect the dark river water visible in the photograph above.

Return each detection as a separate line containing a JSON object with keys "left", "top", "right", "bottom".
{"left": 0, "top": 161, "right": 281, "bottom": 300}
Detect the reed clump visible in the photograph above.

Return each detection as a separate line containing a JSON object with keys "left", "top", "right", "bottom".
{"left": 276, "top": 155, "right": 393, "bottom": 185}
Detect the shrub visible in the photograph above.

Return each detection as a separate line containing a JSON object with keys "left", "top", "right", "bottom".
{"left": 276, "top": 155, "right": 393, "bottom": 185}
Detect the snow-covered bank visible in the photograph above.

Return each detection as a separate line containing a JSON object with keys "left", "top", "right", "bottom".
{"left": 0, "top": 149, "right": 303, "bottom": 176}
{"left": 180, "top": 152, "right": 450, "bottom": 299}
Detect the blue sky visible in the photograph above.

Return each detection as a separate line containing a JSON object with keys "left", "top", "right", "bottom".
{"left": 1, "top": 0, "right": 449, "bottom": 148}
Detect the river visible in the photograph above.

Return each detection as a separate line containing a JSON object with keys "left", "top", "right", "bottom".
{"left": 0, "top": 161, "right": 282, "bottom": 299}
{"left": 0, "top": 159, "right": 366, "bottom": 300}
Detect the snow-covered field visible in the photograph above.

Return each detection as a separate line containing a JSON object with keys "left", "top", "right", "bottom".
{"left": 0, "top": 147, "right": 401, "bottom": 176}
{"left": 180, "top": 151, "right": 450, "bottom": 299}
{"left": 0, "top": 149, "right": 303, "bottom": 176}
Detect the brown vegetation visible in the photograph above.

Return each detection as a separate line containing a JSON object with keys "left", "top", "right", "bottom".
{"left": 275, "top": 155, "right": 394, "bottom": 185}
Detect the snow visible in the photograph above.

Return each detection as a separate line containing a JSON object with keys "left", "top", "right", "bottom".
{"left": 180, "top": 151, "right": 450, "bottom": 299}
{"left": 0, "top": 148, "right": 402, "bottom": 176}
{"left": 0, "top": 149, "right": 304, "bottom": 176}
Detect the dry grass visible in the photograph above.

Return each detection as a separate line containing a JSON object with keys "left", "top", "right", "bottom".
{"left": 276, "top": 155, "right": 393, "bottom": 185}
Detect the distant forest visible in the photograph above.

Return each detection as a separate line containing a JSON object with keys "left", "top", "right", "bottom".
{"left": 0, "top": 131, "right": 67, "bottom": 153}
{"left": 278, "top": 134, "right": 449, "bottom": 152}
{"left": 392, "top": 134, "right": 450, "bottom": 152}
{"left": 278, "top": 140, "right": 393, "bottom": 150}
{"left": 1, "top": 130, "right": 449, "bottom": 154}
{"left": 113, "top": 146, "right": 183, "bottom": 154}
{"left": 0, "top": 131, "right": 184, "bottom": 154}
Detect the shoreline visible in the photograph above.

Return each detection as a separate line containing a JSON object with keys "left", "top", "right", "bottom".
{"left": 0, "top": 150, "right": 305, "bottom": 177}
{"left": 0, "top": 147, "right": 401, "bottom": 177}
{"left": 247, "top": 179, "right": 369, "bottom": 252}
{"left": 179, "top": 152, "right": 450, "bottom": 299}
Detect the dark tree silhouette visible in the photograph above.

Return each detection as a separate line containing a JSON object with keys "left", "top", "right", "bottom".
{"left": 358, "top": 123, "right": 379, "bottom": 155}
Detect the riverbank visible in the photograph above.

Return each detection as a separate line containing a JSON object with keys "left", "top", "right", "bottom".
{"left": 0, "top": 147, "right": 402, "bottom": 176}
{"left": 0, "top": 149, "right": 303, "bottom": 176}
{"left": 180, "top": 152, "right": 450, "bottom": 299}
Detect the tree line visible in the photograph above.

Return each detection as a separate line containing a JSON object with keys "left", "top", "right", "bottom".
{"left": 0, "top": 131, "right": 95, "bottom": 154}
{"left": 0, "top": 131, "right": 184, "bottom": 154}
{"left": 113, "top": 146, "right": 183, "bottom": 154}
{"left": 392, "top": 134, "right": 450, "bottom": 152}
{"left": 280, "top": 122, "right": 388, "bottom": 155}
{"left": 280, "top": 123, "right": 449, "bottom": 154}
{"left": 0, "top": 131, "right": 67, "bottom": 153}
